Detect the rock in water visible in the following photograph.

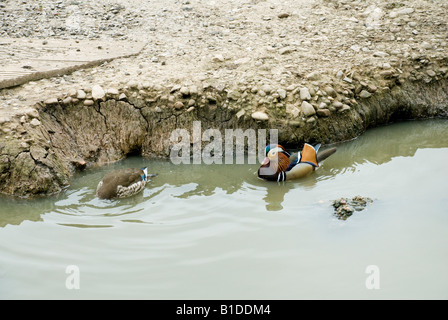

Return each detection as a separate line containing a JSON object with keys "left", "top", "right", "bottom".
{"left": 332, "top": 196, "right": 373, "bottom": 220}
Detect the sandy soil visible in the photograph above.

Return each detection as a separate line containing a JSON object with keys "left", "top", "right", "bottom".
{"left": 1, "top": 0, "right": 447, "bottom": 110}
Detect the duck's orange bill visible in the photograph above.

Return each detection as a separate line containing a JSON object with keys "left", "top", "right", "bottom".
{"left": 301, "top": 144, "right": 319, "bottom": 167}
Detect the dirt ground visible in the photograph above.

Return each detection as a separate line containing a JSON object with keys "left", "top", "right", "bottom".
{"left": 1, "top": 0, "right": 447, "bottom": 111}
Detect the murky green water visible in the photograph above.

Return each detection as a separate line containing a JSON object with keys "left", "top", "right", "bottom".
{"left": 1, "top": 120, "right": 447, "bottom": 299}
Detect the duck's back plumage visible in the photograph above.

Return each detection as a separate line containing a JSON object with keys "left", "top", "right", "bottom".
{"left": 96, "top": 168, "right": 148, "bottom": 199}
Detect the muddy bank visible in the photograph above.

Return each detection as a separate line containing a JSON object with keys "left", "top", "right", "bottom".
{"left": 1, "top": 66, "right": 447, "bottom": 197}
{"left": 1, "top": 0, "right": 448, "bottom": 197}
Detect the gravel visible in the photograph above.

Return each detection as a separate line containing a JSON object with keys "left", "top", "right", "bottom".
{"left": 1, "top": 0, "right": 447, "bottom": 113}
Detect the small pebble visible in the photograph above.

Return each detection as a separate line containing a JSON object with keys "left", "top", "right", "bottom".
{"left": 174, "top": 101, "right": 184, "bottom": 109}
{"left": 299, "top": 87, "right": 311, "bottom": 101}
{"left": 44, "top": 97, "right": 58, "bottom": 105}
{"left": 277, "top": 89, "right": 287, "bottom": 100}
{"left": 301, "top": 101, "right": 315, "bottom": 116}
{"left": 77, "top": 90, "right": 86, "bottom": 100}
{"left": 83, "top": 99, "right": 94, "bottom": 106}
{"left": 251, "top": 111, "right": 269, "bottom": 121}
{"left": 91, "top": 85, "right": 105, "bottom": 100}
{"left": 278, "top": 13, "right": 290, "bottom": 19}
{"left": 359, "top": 90, "right": 372, "bottom": 98}
{"left": 29, "top": 118, "right": 41, "bottom": 127}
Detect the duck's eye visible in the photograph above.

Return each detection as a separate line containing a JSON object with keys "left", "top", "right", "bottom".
{"left": 271, "top": 151, "right": 276, "bottom": 156}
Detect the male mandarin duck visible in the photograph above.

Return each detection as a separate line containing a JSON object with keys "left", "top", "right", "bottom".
{"left": 258, "top": 143, "right": 337, "bottom": 181}
{"left": 96, "top": 167, "right": 156, "bottom": 199}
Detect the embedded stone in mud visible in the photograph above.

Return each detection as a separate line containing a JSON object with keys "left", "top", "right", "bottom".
{"left": 1, "top": 75, "right": 448, "bottom": 198}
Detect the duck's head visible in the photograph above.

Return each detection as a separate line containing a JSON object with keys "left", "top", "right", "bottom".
{"left": 261, "top": 145, "right": 290, "bottom": 166}
{"left": 264, "top": 144, "right": 290, "bottom": 157}
{"left": 259, "top": 145, "right": 291, "bottom": 180}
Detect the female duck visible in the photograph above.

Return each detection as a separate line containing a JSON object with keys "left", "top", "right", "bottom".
{"left": 96, "top": 167, "right": 154, "bottom": 199}
{"left": 258, "top": 143, "right": 336, "bottom": 181}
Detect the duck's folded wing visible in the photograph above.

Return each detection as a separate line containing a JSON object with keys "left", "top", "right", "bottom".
{"left": 286, "top": 143, "right": 320, "bottom": 171}
{"left": 119, "top": 169, "right": 145, "bottom": 187}
{"left": 300, "top": 143, "right": 319, "bottom": 167}
{"left": 101, "top": 169, "right": 143, "bottom": 187}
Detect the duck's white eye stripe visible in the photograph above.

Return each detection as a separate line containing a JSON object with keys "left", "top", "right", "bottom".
{"left": 270, "top": 147, "right": 282, "bottom": 154}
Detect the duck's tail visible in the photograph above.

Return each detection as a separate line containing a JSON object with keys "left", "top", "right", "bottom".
{"left": 142, "top": 167, "right": 158, "bottom": 180}
{"left": 317, "top": 147, "right": 337, "bottom": 163}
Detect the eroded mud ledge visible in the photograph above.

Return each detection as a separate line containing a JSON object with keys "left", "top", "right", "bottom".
{"left": 1, "top": 63, "right": 447, "bottom": 197}
{"left": 2, "top": 0, "right": 448, "bottom": 197}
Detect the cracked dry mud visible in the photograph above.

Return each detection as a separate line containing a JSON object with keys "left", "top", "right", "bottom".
{"left": 0, "top": 0, "right": 447, "bottom": 197}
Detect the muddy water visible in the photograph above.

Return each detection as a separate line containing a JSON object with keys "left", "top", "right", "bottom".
{"left": 0, "top": 120, "right": 447, "bottom": 299}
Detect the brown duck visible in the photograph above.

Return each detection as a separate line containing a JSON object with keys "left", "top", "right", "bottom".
{"left": 96, "top": 167, "right": 155, "bottom": 199}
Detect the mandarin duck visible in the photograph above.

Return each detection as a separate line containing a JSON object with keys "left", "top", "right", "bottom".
{"left": 96, "top": 167, "right": 156, "bottom": 199}
{"left": 258, "top": 143, "right": 336, "bottom": 181}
